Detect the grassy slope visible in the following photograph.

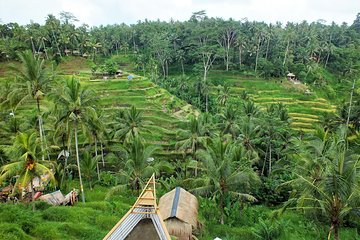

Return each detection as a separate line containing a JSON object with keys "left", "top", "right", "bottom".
{"left": 0, "top": 57, "right": 358, "bottom": 239}
{"left": 208, "top": 70, "right": 337, "bottom": 133}
{"left": 0, "top": 185, "right": 358, "bottom": 240}
{"left": 0, "top": 56, "right": 196, "bottom": 158}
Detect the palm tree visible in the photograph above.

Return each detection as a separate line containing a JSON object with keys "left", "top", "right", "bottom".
{"left": 86, "top": 110, "right": 106, "bottom": 180}
{"left": 242, "top": 100, "right": 261, "bottom": 118}
{"left": 217, "top": 106, "right": 239, "bottom": 139}
{"left": 238, "top": 117, "right": 261, "bottom": 151}
{"left": 193, "top": 136, "right": 259, "bottom": 224}
{"left": 10, "top": 50, "right": 52, "bottom": 160}
{"left": 55, "top": 77, "right": 98, "bottom": 203}
{"left": 0, "top": 132, "right": 55, "bottom": 211}
{"left": 113, "top": 106, "right": 150, "bottom": 143}
{"left": 107, "top": 137, "right": 172, "bottom": 197}
{"left": 216, "top": 85, "right": 231, "bottom": 107}
{"left": 176, "top": 115, "right": 208, "bottom": 176}
{"left": 81, "top": 151, "right": 98, "bottom": 190}
{"left": 280, "top": 127, "right": 360, "bottom": 240}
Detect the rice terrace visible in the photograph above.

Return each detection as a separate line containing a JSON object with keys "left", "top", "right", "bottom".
{"left": 0, "top": 2, "right": 360, "bottom": 240}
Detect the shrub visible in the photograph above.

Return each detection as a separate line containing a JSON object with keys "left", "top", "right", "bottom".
{"left": 31, "top": 222, "right": 65, "bottom": 240}
{"left": 252, "top": 219, "right": 283, "bottom": 240}
{"left": 0, "top": 223, "right": 31, "bottom": 240}
{"left": 58, "top": 222, "right": 105, "bottom": 239}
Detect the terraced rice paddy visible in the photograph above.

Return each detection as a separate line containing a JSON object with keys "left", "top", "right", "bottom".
{"left": 79, "top": 74, "right": 194, "bottom": 159}
{"left": 208, "top": 71, "right": 336, "bottom": 132}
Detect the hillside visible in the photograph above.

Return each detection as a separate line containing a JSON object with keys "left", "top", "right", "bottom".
{"left": 0, "top": 56, "right": 359, "bottom": 240}
{"left": 207, "top": 71, "right": 337, "bottom": 133}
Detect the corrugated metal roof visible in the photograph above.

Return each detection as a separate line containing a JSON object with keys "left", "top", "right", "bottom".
{"left": 103, "top": 174, "right": 171, "bottom": 240}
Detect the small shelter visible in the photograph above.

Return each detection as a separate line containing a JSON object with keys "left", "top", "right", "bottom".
{"left": 39, "top": 190, "right": 65, "bottom": 205}
{"left": 116, "top": 70, "right": 123, "bottom": 77}
{"left": 39, "top": 189, "right": 78, "bottom": 206}
{"left": 287, "top": 73, "right": 295, "bottom": 81}
{"left": 159, "top": 187, "right": 198, "bottom": 240}
{"left": 103, "top": 174, "right": 171, "bottom": 240}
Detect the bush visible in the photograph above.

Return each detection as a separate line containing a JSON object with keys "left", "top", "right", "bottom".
{"left": 58, "top": 222, "right": 105, "bottom": 240}
{"left": 84, "top": 201, "right": 114, "bottom": 213}
{"left": 94, "top": 215, "right": 119, "bottom": 229}
{"left": 31, "top": 222, "right": 65, "bottom": 240}
{"left": 256, "top": 174, "right": 292, "bottom": 205}
{"left": 99, "top": 172, "right": 118, "bottom": 187}
{"left": 0, "top": 223, "right": 31, "bottom": 240}
{"left": 252, "top": 219, "right": 283, "bottom": 240}
{"left": 204, "top": 225, "right": 254, "bottom": 239}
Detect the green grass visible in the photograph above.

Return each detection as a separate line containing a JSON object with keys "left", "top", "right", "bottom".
{"left": 206, "top": 69, "right": 339, "bottom": 131}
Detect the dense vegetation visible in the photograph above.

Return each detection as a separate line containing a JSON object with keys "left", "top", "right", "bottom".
{"left": 0, "top": 11, "right": 360, "bottom": 240}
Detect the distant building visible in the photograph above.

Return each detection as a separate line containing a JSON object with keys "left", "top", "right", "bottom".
{"left": 287, "top": 73, "right": 296, "bottom": 81}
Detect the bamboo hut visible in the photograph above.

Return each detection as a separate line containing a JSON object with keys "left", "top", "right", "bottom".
{"left": 39, "top": 189, "right": 78, "bottom": 206}
{"left": 286, "top": 72, "right": 295, "bottom": 80}
{"left": 103, "top": 174, "right": 171, "bottom": 240}
{"left": 39, "top": 190, "right": 65, "bottom": 205}
{"left": 159, "top": 187, "right": 198, "bottom": 240}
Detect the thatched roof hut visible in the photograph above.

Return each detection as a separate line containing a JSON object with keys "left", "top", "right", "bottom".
{"left": 159, "top": 187, "right": 198, "bottom": 240}
{"left": 103, "top": 174, "right": 170, "bottom": 240}
{"left": 287, "top": 72, "right": 295, "bottom": 80}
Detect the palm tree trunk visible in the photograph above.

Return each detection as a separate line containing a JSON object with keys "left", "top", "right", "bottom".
{"left": 95, "top": 137, "right": 100, "bottom": 181}
{"left": 265, "top": 37, "right": 270, "bottom": 60}
{"left": 346, "top": 78, "right": 356, "bottom": 128}
{"left": 42, "top": 39, "right": 48, "bottom": 60}
{"left": 205, "top": 93, "right": 209, "bottom": 113}
{"left": 194, "top": 143, "right": 198, "bottom": 177}
{"left": 101, "top": 142, "right": 105, "bottom": 167}
{"left": 220, "top": 192, "right": 224, "bottom": 225}
{"left": 31, "top": 180, "right": 35, "bottom": 212}
{"left": 181, "top": 60, "right": 185, "bottom": 76}
{"left": 225, "top": 48, "right": 229, "bottom": 71}
{"left": 328, "top": 223, "right": 339, "bottom": 240}
{"left": 269, "top": 143, "right": 272, "bottom": 175}
{"left": 239, "top": 45, "right": 242, "bottom": 69}
{"left": 262, "top": 145, "right": 268, "bottom": 176}
{"left": 74, "top": 121, "right": 86, "bottom": 203}
{"left": 30, "top": 37, "right": 36, "bottom": 54}
{"left": 254, "top": 36, "right": 261, "bottom": 74}
{"left": 36, "top": 98, "right": 45, "bottom": 161}
{"left": 334, "top": 224, "right": 339, "bottom": 240}
{"left": 283, "top": 39, "right": 290, "bottom": 66}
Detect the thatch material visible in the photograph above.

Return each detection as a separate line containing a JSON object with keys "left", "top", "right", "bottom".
{"left": 163, "top": 218, "right": 192, "bottom": 240}
{"left": 159, "top": 187, "right": 198, "bottom": 228}
{"left": 103, "top": 174, "right": 171, "bottom": 240}
{"left": 159, "top": 187, "right": 198, "bottom": 240}
{"left": 287, "top": 73, "right": 295, "bottom": 77}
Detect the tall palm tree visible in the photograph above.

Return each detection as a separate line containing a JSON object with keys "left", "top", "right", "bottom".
{"left": 81, "top": 151, "right": 98, "bottom": 190}
{"left": 193, "top": 136, "right": 259, "bottom": 224}
{"left": 113, "top": 106, "right": 151, "bottom": 143}
{"left": 216, "top": 85, "right": 231, "bottom": 107}
{"left": 107, "top": 137, "right": 172, "bottom": 197}
{"left": 10, "top": 50, "right": 52, "bottom": 160}
{"left": 217, "top": 106, "right": 239, "bottom": 139}
{"left": 238, "top": 117, "right": 261, "bottom": 151}
{"left": 176, "top": 115, "right": 208, "bottom": 176}
{"left": 280, "top": 127, "right": 360, "bottom": 240}
{"left": 0, "top": 132, "right": 55, "bottom": 211}
{"left": 55, "top": 77, "right": 98, "bottom": 203}
{"left": 242, "top": 100, "right": 261, "bottom": 118}
{"left": 86, "top": 110, "right": 106, "bottom": 180}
